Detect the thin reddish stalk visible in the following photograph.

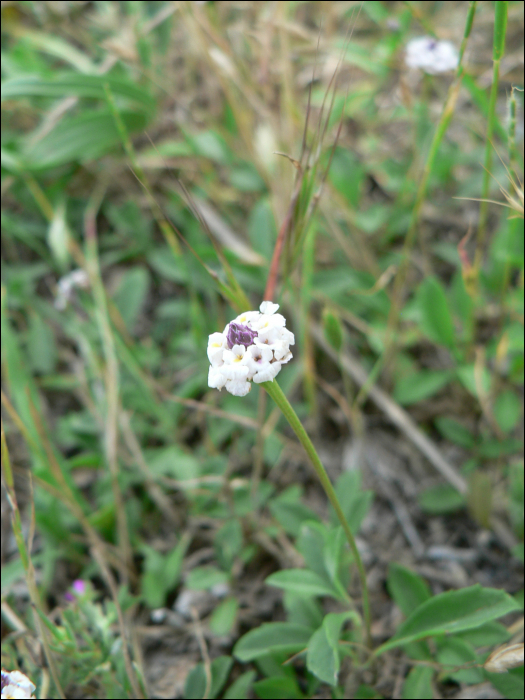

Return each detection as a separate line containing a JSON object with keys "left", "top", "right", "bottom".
{"left": 264, "top": 178, "right": 303, "bottom": 301}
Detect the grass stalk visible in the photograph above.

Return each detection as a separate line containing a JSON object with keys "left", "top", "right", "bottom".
{"left": 357, "top": 2, "right": 477, "bottom": 404}
{"left": 475, "top": 1, "right": 508, "bottom": 272}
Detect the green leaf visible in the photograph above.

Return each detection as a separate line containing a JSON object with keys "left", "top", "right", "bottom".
{"left": 189, "top": 130, "right": 231, "bottom": 164}
{"left": 332, "top": 470, "right": 374, "bottom": 535}
{"left": 47, "top": 199, "right": 71, "bottom": 269}
{"left": 401, "top": 666, "right": 434, "bottom": 699}
{"left": 147, "top": 246, "right": 187, "bottom": 282}
{"left": 456, "top": 364, "right": 491, "bottom": 398}
{"left": 418, "top": 484, "right": 466, "bottom": 514}
{"left": 297, "top": 521, "right": 328, "bottom": 580}
{"left": 24, "top": 109, "right": 149, "bottom": 169}
{"left": 223, "top": 671, "right": 256, "bottom": 700}
{"left": 269, "top": 500, "right": 320, "bottom": 538}
{"left": 355, "top": 683, "right": 383, "bottom": 699}
{"left": 456, "top": 621, "right": 510, "bottom": 648}
{"left": 141, "top": 534, "right": 190, "bottom": 608}
{"left": 387, "top": 563, "right": 431, "bottom": 617}
{"left": 223, "top": 671, "right": 257, "bottom": 700}
{"left": 494, "top": 390, "right": 522, "bottom": 433}
{"left": 393, "top": 370, "right": 454, "bottom": 405}
{"left": 186, "top": 566, "right": 229, "bottom": 591}
{"left": 417, "top": 276, "right": 455, "bottom": 348}
{"left": 436, "top": 636, "right": 483, "bottom": 684}
{"left": 434, "top": 417, "right": 475, "bottom": 448}
{"left": 467, "top": 471, "right": 492, "bottom": 529}
{"left": 209, "top": 597, "right": 238, "bottom": 636}
{"left": 229, "top": 163, "right": 266, "bottom": 192}
{"left": 233, "top": 623, "right": 312, "bottom": 662}
{"left": 112, "top": 267, "right": 150, "bottom": 332}
{"left": 509, "top": 462, "right": 524, "bottom": 540}
{"left": 266, "top": 569, "right": 337, "bottom": 598}
{"left": 376, "top": 585, "right": 521, "bottom": 655}
{"left": 306, "top": 612, "right": 355, "bottom": 686}
{"left": 184, "top": 655, "right": 233, "bottom": 699}
{"left": 485, "top": 667, "right": 524, "bottom": 700}
{"left": 283, "top": 593, "right": 323, "bottom": 630}
{"left": 323, "top": 527, "right": 350, "bottom": 596}
{"left": 252, "top": 676, "right": 305, "bottom": 699}
{"left": 323, "top": 308, "right": 344, "bottom": 352}
{"left": 2, "top": 73, "right": 155, "bottom": 109}
{"left": 27, "top": 312, "right": 57, "bottom": 375}
{"left": 248, "top": 198, "right": 276, "bottom": 260}
{"left": 329, "top": 148, "right": 365, "bottom": 207}
{"left": 2, "top": 298, "right": 45, "bottom": 463}
{"left": 476, "top": 438, "right": 522, "bottom": 458}
{"left": 215, "top": 519, "right": 243, "bottom": 570}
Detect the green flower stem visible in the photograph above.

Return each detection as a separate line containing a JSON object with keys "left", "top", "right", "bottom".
{"left": 261, "top": 379, "right": 372, "bottom": 649}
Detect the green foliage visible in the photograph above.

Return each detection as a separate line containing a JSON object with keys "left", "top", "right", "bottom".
{"left": 401, "top": 666, "right": 434, "bottom": 699}
{"left": 1, "top": 2, "right": 522, "bottom": 698}
{"left": 377, "top": 585, "right": 521, "bottom": 654}
{"left": 184, "top": 655, "right": 233, "bottom": 700}
{"left": 233, "top": 623, "right": 313, "bottom": 662}
{"left": 418, "top": 484, "right": 466, "bottom": 514}
{"left": 387, "top": 564, "right": 432, "bottom": 617}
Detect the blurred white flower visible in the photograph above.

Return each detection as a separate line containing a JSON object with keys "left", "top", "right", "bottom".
{"left": 1, "top": 669, "right": 36, "bottom": 699}
{"left": 207, "top": 301, "right": 294, "bottom": 396}
{"left": 54, "top": 268, "right": 89, "bottom": 310}
{"left": 405, "top": 36, "right": 458, "bottom": 74}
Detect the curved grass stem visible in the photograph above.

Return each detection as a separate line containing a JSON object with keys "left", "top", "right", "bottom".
{"left": 261, "top": 379, "right": 372, "bottom": 649}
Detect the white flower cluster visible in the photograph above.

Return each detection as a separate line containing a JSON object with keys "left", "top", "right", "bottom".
{"left": 207, "top": 301, "right": 294, "bottom": 397}
{"left": 1, "top": 670, "right": 36, "bottom": 700}
{"left": 405, "top": 37, "right": 458, "bottom": 74}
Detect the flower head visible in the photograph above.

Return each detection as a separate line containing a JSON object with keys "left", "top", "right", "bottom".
{"left": 405, "top": 36, "right": 458, "bottom": 74}
{"left": 207, "top": 301, "right": 294, "bottom": 396}
{"left": 1, "top": 670, "right": 36, "bottom": 699}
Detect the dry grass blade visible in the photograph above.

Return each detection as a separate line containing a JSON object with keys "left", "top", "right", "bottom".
{"left": 484, "top": 643, "right": 524, "bottom": 673}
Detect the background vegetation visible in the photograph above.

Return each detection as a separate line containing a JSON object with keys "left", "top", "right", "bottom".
{"left": 1, "top": 1, "right": 523, "bottom": 698}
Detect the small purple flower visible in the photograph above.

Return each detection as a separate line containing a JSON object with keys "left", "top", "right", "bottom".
{"left": 226, "top": 322, "right": 258, "bottom": 349}
{"left": 65, "top": 579, "right": 86, "bottom": 601}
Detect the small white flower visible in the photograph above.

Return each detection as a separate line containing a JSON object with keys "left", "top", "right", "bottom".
{"left": 405, "top": 36, "right": 458, "bottom": 74}
{"left": 207, "top": 301, "right": 293, "bottom": 396}
{"left": 208, "top": 366, "right": 227, "bottom": 390}
{"left": 259, "top": 301, "right": 280, "bottom": 315}
{"left": 233, "top": 310, "right": 261, "bottom": 326}
{"left": 253, "top": 361, "right": 281, "bottom": 383}
{"left": 207, "top": 332, "right": 227, "bottom": 366}
{"left": 54, "top": 268, "right": 89, "bottom": 310}
{"left": 242, "top": 343, "right": 274, "bottom": 380}
{"left": 1, "top": 670, "right": 36, "bottom": 700}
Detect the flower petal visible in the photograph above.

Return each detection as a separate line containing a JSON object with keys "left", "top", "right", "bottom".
{"left": 226, "top": 379, "right": 252, "bottom": 396}
{"left": 259, "top": 301, "right": 279, "bottom": 315}
{"left": 208, "top": 366, "right": 227, "bottom": 390}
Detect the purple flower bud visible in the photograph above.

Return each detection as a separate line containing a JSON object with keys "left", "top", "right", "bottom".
{"left": 72, "top": 579, "right": 86, "bottom": 594}
{"left": 226, "top": 322, "right": 258, "bottom": 349}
